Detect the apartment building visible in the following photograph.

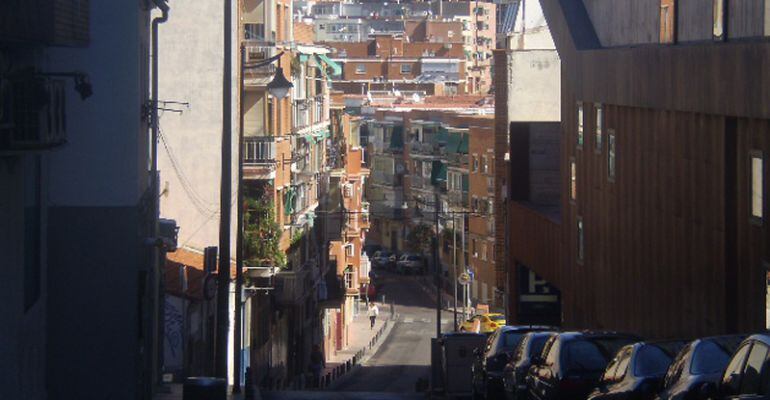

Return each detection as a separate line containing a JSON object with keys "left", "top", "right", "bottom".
{"left": 510, "top": 0, "right": 770, "bottom": 338}
{"left": 1, "top": 1, "right": 159, "bottom": 398}
{"left": 326, "top": 33, "right": 467, "bottom": 95}
{"left": 440, "top": 1, "right": 497, "bottom": 94}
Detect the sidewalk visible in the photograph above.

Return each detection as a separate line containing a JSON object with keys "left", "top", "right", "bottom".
{"left": 153, "top": 384, "right": 250, "bottom": 400}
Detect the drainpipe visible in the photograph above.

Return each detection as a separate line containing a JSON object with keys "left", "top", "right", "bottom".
{"left": 150, "top": 0, "right": 169, "bottom": 394}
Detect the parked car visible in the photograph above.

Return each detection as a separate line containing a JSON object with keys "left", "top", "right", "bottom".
{"left": 363, "top": 243, "right": 383, "bottom": 257}
{"left": 588, "top": 340, "right": 687, "bottom": 400}
{"left": 460, "top": 313, "right": 507, "bottom": 334}
{"left": 372, "top": 250, "right": 396, "bottom": 269}
{"left": 396, "top": 253, "right": 424, "bottom": 274}
{"left": 527, "top": 332, "right": 640, "bottom": 400}
{"left": 705, "top": 333, "right": 770, "bottom": 399}
{"left": 503, "top": 331, "right": 559, "bottom": 400}
{"left": 655, "top": 334, "right": 746, "bottom": 400}
{"left": 472, "top": 326, "right": 555, "bottom": 400}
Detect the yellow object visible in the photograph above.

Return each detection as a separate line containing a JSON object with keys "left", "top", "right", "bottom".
{"left": 459, "top": 313, "right": 506, "bottom": 334}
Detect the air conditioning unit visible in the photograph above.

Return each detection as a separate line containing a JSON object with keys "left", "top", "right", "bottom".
{"left": 1, "top": 75, "right": 67, "bottom": 152}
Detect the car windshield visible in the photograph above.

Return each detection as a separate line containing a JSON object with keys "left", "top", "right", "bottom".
{"left": 565, "top": 340, "right": 609, "bottom": 372}
{"left": 691, "top": 340, "right": 731, "bottom": 374}
{"left": 500, "top": 332, "right": 526, "bottom": 351}
{"left": 489, "top": 314, "right": 506, "bottom": 322}
{"left": 635, "top": 345, "right": 673, "bottom": 376}
{"left": 529, "top": 335, "right": 550, "bottom": 358}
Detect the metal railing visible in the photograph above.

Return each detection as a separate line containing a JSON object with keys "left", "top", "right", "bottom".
{"left": 243, "top": 136, "right": 276, "bottom": 164}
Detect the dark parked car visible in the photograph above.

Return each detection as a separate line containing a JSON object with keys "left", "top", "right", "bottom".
{"left": 655, "top": 334, "right": 746, "bottom": 400}
{"left": 527, "top": 332, "right": 640, "bottom": 400}
{"left": 503, "top": 331, "right": 559, "bottom": 400}
{"left": 588, "top": 340, "right": 687, "bottom": 400}
{"left": 372, "top": 250, "right": 396, "bottom": 269}
{"left": 472, "top": 326, "right": 555, "bottom": 400}
{"left": 710, "top": 333, "right": 770, "bottom": 399}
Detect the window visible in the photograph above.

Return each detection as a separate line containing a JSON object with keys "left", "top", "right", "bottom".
{"left": 355, "top": 64, "right": 366, "bottom": 74}
{"left": 565, "top": 341, "right": 606, "bottom": 371}
{"left": 740, "top": 343, "right": 769, "bottom": 395}
{"left": 480, "top": 242, "right": 487, "bottom": 261}
{"left": 660, "top": 0, "right": 676, "bottom": 44}
{"left": 722, "top": 343, "right": 751, "bottom": 394}
{"left": 482, "top": 155, "right": 489, "bottom": 173}
{"left": 595, "top": 104, "right": 603, "bottom": 152}
{"left": 472, "top": 154, "right": 479, "bottom": 172}
{"left": 751, "top": 151, "right": 764, "bottom": 222}
{"left": 345, "top": 243, "right": 355, "bottom": 257}
{"left": 472, "top": 239, "right": 478, "bottom": 258}
{"left": 577, "top": 102, "right": 584, "bottom": 148}
{"left": 577, "top": 217, "right": 584, "bottom": 264}
{"left": 400, "top": 64, "right": 412, "bottom": 74}
{"left": 570, "top": 158, "right": 577, "bottom": 202}
{"left": 608, "top": 130, "right": 616, "bottom": 181}
{"left": 490, "top": 243, "right": 495, "bottom": 262}
{"left": 713, "top": 0, "right": 725, "bottom": 41}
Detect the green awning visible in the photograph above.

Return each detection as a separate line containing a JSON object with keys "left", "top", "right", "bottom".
{"left": 457, "top": 133, "right": 469, "bottom": 154}
{"left": 284, "top": 188, "right": 296, "bottom": 216}
{"left": 430, "top": 160, "right": 447, "bottom": 185}
{"left": 316, "top": 54, "right": 342, "bottom": 77}
{"left": 389, "top": 126, "right": 404, "bottom": 149}
{"left": 446, "top": 132, "right": 462, "bottom": 153}
{"left": 437, "top": 126, "right": 449, "bottom": 143}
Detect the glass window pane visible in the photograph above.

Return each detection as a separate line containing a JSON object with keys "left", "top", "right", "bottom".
{"left": 752, "top": 153, "right": 763, "bottom": 220}
{"left": 713, "top": 0, "right": 725, "bottom": 40}
{"left": 608, "top": 132, "right": 616, "bottom": 180}
{"left": 595, "top": 104, "right": 603, "bottom": 151}
{"left": 692, "top": 340, "right": 731, "bottom": 374}
{"left": 635, "top": 345, "right": 673, "bottom": 376}
{"left": 723, "top": 344, "right": 751, "bottom": 394}
{"left": 740, "top": 344, "right": 769, "bottom": 394}
{"left": 565, "top": 340, "right": 607, "bottom": 372}
{"left": 577, "top": 103, "right": 584, "bottom": 147}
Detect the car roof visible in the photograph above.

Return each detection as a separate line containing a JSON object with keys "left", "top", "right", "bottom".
{"left": 498, "top": 325, "right": 557, "bottom": 333}
{"left": 558, "top": 331, "right": 641, "bottom": 341}
{"left": 745, "top": 333, "right": 770, "bottom": 346}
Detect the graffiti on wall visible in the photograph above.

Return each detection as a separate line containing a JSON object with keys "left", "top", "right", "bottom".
{"left": 164, "top": 296, "right": 184, "bottom": 370}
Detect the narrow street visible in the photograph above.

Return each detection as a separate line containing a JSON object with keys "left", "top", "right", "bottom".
{"left": 264, "top": 270, "right": 455, "bottom": 399}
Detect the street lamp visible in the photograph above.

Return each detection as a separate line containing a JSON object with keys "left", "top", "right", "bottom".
{"left": 267, "top": 66, "right": 293, "bottom": 99}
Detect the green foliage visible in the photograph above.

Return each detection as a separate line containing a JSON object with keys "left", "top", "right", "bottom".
{"left": 407, "top": 223, "right": 434, "bottom": 255}
{"left": 243, "top": 197, "right": 286, "bottom": 269}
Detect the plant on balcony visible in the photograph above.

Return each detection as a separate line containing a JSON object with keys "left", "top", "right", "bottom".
{"left": 244, "top": 197, "right": 286, "bottom": 269}
{"left": 407, "top": 223, "right": 434, "bottom": 256}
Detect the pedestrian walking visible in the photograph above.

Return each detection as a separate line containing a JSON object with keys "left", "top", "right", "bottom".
{"left": 309, "top": 344, "right": 325, "bottom": 389}
{"left": 368, "top": 302, "right": 379, "bottom": 329}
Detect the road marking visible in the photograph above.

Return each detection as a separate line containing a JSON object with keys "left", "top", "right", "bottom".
{"left": 402, "top": 317, "right": 414, "bottom": 323}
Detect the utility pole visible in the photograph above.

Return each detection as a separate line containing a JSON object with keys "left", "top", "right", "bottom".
{"left": 232, "top": 43, "right": 245, "bottom": 394}
{"left": 434, "top": 194, "right": 441, "bottom": 339}
{"left": 452, "top": 214, "right": 458, "bottom": 331}
{"left": 216, "top": 0, "right": 233, "bottom": 380}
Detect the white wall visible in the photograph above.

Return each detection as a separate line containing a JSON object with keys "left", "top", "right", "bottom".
{"left": 506, "top": 50, "right": 561, "bottom": 122}
{"left": 156, "top": 0, "right": 240, "bottom": 255}
{"left": 507, "top": 0, "right": 556, "bottom": 50}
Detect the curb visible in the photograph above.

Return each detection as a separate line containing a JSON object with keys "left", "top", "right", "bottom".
{"left": 324, "top": 312, "right": 399, "bottom": 391}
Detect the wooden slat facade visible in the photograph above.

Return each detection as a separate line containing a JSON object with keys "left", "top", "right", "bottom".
{"left": 501, "top": 0, "right": 770, "bottom": 338}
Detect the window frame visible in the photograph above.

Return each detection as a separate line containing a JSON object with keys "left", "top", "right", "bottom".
{"left": 570, "top": 157, "right": 577, "bottom": 203}
{"left": 400, "top": 63, "right": 412, "bottom": 74}
{"left": 577, "top": 216, "right": 584, "bottom": 265}
{"left": 750, "top": 150, "right": 764, "bottom": 225}
{"left": 577, "top": 102, "right": 584, "bottom": 149}
{"left": 595, "top": 103, "right": 603, "bottom": 153}
{"left": 608, "top": 130, "right": 617, "bottom": 182}
{"left": 355, "top": 64, "right": 366, "bottom": 74}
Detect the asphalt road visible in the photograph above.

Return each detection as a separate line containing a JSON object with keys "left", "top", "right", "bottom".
{"left": 264, "top": 269, "right": 455, "bottom": 400}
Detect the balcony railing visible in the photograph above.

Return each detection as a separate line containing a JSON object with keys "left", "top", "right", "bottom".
{"left": 243, "top": 136, "right": 276, "bottom": 164}
{"left": 292, "top": 96, "right": 328, "bottom": 132}
{"left": 243, "top": 43, "right": 276, "bottom": 80}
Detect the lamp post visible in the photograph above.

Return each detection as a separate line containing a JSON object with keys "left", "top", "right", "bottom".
{"left": 229, "top": 45, "right": 293, "bottom": 389}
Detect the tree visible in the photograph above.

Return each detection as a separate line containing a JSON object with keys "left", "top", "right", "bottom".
{"left": 406, "top": 223, "right": 434, "bottom": 255}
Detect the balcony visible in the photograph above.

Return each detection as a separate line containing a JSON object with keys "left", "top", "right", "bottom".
{"left": 243, "top": 136, "right": 276, "bottom": 180}
{"left": 243, "top": 43, "right": 276, "bottom": 85}
{"left": 292, "top": 96, "right": 328, "bottom": 134}
{"left": 1, "top": 77, "right": 67, "bottom": 153}
{"left": 448, "top": 191, "right": 469, "bottom": 208}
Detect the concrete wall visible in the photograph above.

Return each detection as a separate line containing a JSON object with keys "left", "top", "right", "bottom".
{"left": 583, "top": 0, "right": 660, "bottom": 47}
{"left": 528, "top": 123, "right": 561, "bottom": 206}
{"left": 42, "top": 1, "right": 151, "bottom": 398}
{"left": 505, "top": 50, "right": 561, "bottom": 122}
{"left": 157, "top": 0, "right": 239, "bottom": 255}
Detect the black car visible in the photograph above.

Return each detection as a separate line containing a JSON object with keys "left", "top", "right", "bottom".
{"left": 527, "top": 332, "right": 641, "bottom": 400}
{"left": 472, "top": 326, "right": 555, "bottom": 400}
{"left": 655, "top": 334, "right": 746, "bottom": 400}
{"left": 588, "top": 340, "right": 687, "bottom": 400}
{"left": 710, "top": 333, "right": 770, "bottom": 399}
{"left": 503, "top": 331, "right": 558, "bottom": 400}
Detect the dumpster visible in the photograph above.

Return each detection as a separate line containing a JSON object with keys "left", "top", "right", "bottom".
{"left": 441, "top": 332, "right": 487, "bottom": 399}
{"left": 183, "top": 377, "right": 226, "bottom": 400}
